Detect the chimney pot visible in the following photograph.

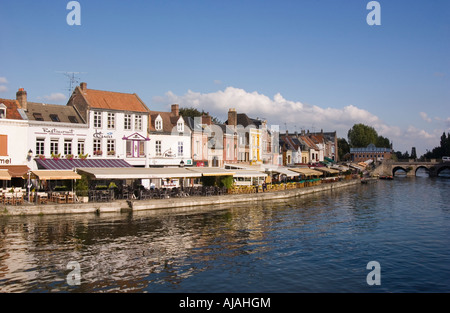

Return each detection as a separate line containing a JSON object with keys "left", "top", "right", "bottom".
{"left": 16, "top": 88, "right": 28, "bottom": 111}
{"left": 80, "top": 82, "right": 87, "bottom": 90}
{"left": 171, "top": 104, "right": 179, "bottom": 117}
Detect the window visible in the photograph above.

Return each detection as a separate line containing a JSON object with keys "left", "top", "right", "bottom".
{"left": 135, "top": 115, "right": 142, "bottom": 131}
{"left": 107, "top": 113, "right": 115, "bottom": 129}
{"left": 50, "top": 139, "right": 59, "bottom": 155}
{"left": 36, "top": 138, "right": 45, "bottom": 156}
{"left": 68, "top": 116, "right": 79, "bottom": 123}
{"left": 177, "top": 121, "right": 184, "bottom": 132}
{"left": 155, "top": 118, "right": 162, "bottom": 131}
{"left": 64, "top": 139, "right": 72, "bottom": 155}
{"left": 155, "top": 140, "right": 162, "bottom": 156}
{"left": 107, "top": 139, "right": 115, "bottom": 156}
{"left": 33, "top": 113, "right": 44, "bottom": 121}
{"left": 93, "top": 112, "right": 102, "bottom": 128}
{"left": 93, "top": 139, "right": 102, "bottom": 156}
{"left": 124, "top": 114, "right": 132, "bottom": 130}
{"left": 78, "top": 140, "right": 85, "bottom": 155}
{"left": 0, "top": 106, "right": 6, "bottom": 119}
{"left": 50, "top": 114, "right": 60, "bottom": 122}
{"left": 178, "top": 141, "right": 184, "bottom": 157}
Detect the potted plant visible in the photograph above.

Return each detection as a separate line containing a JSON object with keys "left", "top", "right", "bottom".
{"left": 93, "top": 150, "right": 103, "bottom": 156}
{"left": 65, "top": 154, "right": 74, "bottom": 160}
{"left": 107, "top": 150, "right": 116, "bottom": 156}
{"left": 78, "top": 153, "right": 88, "bottom": 160}
{"left": 51, "top": 153, "right": 61, "bottom": 160}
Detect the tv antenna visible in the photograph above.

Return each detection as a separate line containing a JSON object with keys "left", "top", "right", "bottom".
{"left": 56, "top": 71, "right": 87, "bottom": 98}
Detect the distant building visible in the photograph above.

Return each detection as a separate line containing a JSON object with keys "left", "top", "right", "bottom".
{"left": 350, "top": 143, "right": 392, "bottom": 162}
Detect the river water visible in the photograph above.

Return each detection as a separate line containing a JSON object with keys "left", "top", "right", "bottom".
{"left": 1, "top": 175, "right": 449, "bottom": 293}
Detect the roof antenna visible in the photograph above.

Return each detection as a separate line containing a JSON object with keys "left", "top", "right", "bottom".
{"left": 56, "top": 71, "right": 86, "bottom": 98}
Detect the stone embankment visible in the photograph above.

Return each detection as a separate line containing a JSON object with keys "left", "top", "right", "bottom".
{"left": 1, "top": 179, "right": 361, "bottom": 216}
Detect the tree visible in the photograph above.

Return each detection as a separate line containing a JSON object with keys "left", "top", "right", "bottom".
{"left": 337, "top": 138, "right": 350, "bottom": 160}
{"left": 179, "top": 107, "right": 221, "bottom": 124}
{"left": 422, "top": 132, "right": 450, "bottom": 159}
{"left": 347, "top": 124, "right": 378, "bottom": 148}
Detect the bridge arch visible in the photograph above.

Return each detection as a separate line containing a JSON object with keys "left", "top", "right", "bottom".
{"left": 437, "top": 165, "right": 450, "bottom": 177}
{"left": 392, "top": 166, "right": 408, "bottom": 176}
{"left": 415, "top": 166, "right": 430, "bottom": 176}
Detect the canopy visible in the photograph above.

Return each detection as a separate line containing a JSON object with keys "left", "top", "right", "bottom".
{"left": 77, "top": 167, "right": 202, "bottom": 180}
{"left": 232, "top": 169, "right": 267, "bottom": 178}
{"left": 186, "top": 167, "right": 235, "bottom": 176}
{"left": 0, "top": 169, "right": 11, "bottom": 180}
{"left": 314, "top": 167, "right": 340, "bottom": 175}
{"left": 27, "top": 170, "right": 82, "bottom": 180}
{"left": 289, "top": 168, "right": 323, "bottom": 177}
{"left": 35, "top": 158, "right": 132, "bottom": 170}
{"left": 265, "top": 166, "right": 300, "bottom": 177}
{"left": 0, "top": 165, "right": 30, "bottom": 177}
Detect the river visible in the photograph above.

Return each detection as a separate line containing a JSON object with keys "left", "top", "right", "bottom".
{"left": 1, "top": 175, "right": 449, "bottom": 293}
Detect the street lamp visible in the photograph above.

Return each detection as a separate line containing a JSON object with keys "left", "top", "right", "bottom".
{"left": 179, "top": 160, "right": 185, "bottom": 168}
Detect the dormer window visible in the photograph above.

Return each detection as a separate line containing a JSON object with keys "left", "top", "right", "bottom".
{"left": 177, "top": 120, "right": 184, "bottom": 132}
{"left": 50, "top": 114, "right": 60, "bottom": 122}
{"left": 33, "top": 113, "right": 44, "bottom": 121}
{"left": 0, "top": 104, "right": 6, "bottom": 119}
{"left": 155, "top": 116, "right": 163, "bottom": 131}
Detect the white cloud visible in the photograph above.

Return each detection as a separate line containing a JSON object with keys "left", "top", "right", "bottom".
{"left": 155, "top": 86, "right": 444, "bottom": 156}
{"left": 420, "top": 112, "right": 432, "bottom": 123}
{"left": 0, "top": 85, "right": 8, "bottom": 93}
{"left": 0, "top": 77, "right": 8, "bottom": 84}
{"left": 38, "top": 93, "right": 67, "bottom": 102}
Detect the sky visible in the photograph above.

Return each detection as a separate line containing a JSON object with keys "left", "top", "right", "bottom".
{"left": 0, "top": 0, "right": 449, "bottom": 156}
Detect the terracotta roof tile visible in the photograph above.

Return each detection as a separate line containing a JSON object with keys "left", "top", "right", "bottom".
{"left": 83, "top": 89, "right": 149, "bottom": 113}
{"left": 0, "top": 98, "right": 24, "bottom": 120}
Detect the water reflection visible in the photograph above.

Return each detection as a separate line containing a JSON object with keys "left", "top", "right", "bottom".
{"left": 1, "top": 177, "right": 450, "bottom": 292}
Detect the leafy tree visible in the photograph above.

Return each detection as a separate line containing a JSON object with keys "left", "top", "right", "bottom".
{"left": 337, "top": 138, "right": 350, "bottom": 160}
{"left": 347, "top": 123, "right": 378, "bottom": 147}
{"left": 422, "top": 132, "right": 450, "bottom": 159}
{"left": 179, "top": 107, "right": 222, "bottom": 124}
{"left": 347, "top": 123, "right": 392, "bottom": 149}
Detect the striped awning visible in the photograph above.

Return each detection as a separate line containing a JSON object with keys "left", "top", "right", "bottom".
{"left": 35, "top": 158, "right": 132, "bottom": 170}
{"left": 77, "top": 167, "right": 203, "bottom": 180}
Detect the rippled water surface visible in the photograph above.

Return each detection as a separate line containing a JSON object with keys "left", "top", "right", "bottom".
{"left": 1, "top": 177, "right": 449, "bottom": 292}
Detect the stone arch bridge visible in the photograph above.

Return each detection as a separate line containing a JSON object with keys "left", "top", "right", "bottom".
{"left": 373, "top": 160, "right": 450, "bottom": 177}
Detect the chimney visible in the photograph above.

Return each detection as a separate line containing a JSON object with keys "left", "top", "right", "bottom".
{"left": 171, "top": 104, "right": 179, "bottom": 117}
{"left": 80, "top": 82, "right": 87, "bottom": 90}
{"left": 228, "top": 108, "right": 237, "bottom": 127}
{"left": 16, "top": 88, "right": 27, "bottom": 111}
{"left": 202, "top": 114, "right": 212, "bottom": 125}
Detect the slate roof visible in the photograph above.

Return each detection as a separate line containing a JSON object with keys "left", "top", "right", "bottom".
{"left": 25, "top": 102, "right": 84, "bottom": 123}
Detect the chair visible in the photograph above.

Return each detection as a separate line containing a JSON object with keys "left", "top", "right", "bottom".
{"left": 56, "top": 193, "right": 67, "bottom": 204}
{"left": 4, "top": 193, "right": 14, "bottom": 205}
{"left": 67, "top": 192, "right": 74, "bottom": 203}
{"left": 14, "top": 193, "right": 24, "bottom": 205}
{"left": 38, "top": 193, "right": 48, "bottom": 204}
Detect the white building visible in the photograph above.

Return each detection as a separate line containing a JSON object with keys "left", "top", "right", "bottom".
{"left": 147, "top": 104, "right": 192, "bottom": 167}
{"left": 67, "top": 82, "right": 150, "bottom": 167}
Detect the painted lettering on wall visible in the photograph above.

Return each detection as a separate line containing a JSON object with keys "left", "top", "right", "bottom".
{"left": 93, "top": 130, "right": 113, "bottom": 139}
{"left": 42, "top": 128, "right": 75, "bottom": 135}
{"left": 0, "top": 158, "right": 12, "bottom": 164}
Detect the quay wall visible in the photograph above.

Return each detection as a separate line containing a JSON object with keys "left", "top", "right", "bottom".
{"left": 1, "top": 179, "right": 361, "bottom": 216}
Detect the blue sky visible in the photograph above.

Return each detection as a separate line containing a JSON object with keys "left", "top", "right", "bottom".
{"left": 1, "top": 0, "right": 449, "bottom": 155}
